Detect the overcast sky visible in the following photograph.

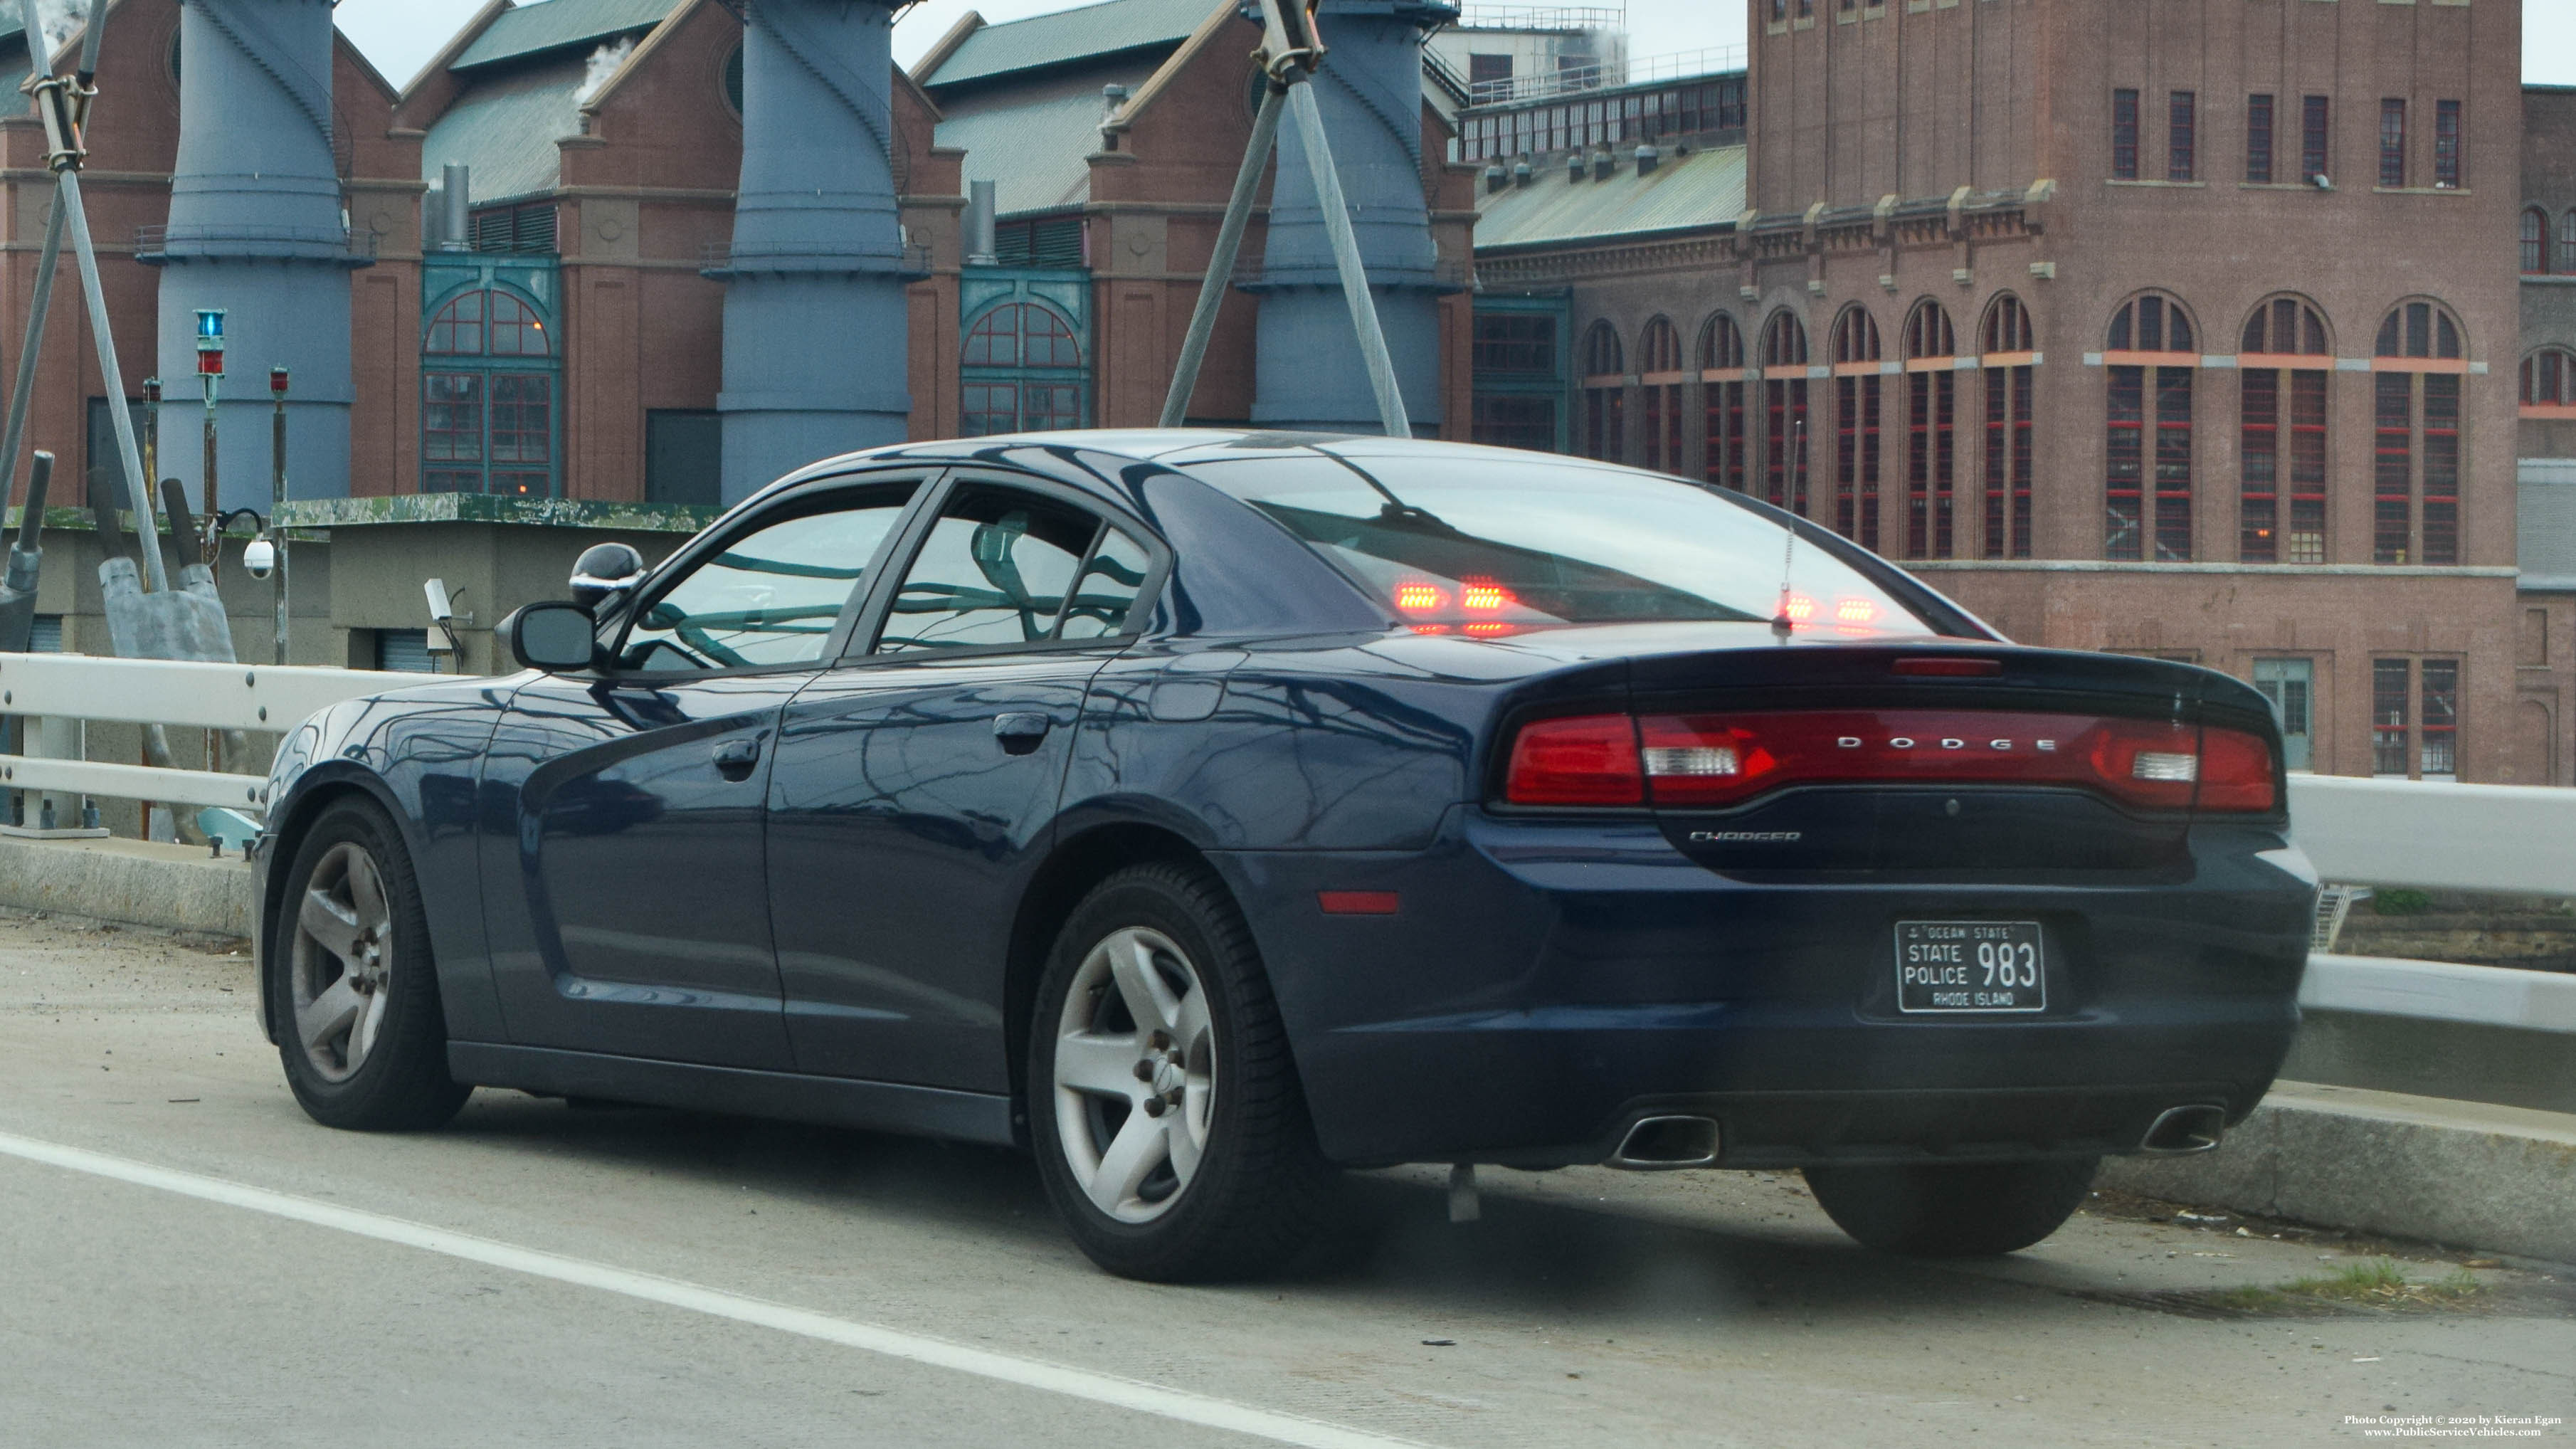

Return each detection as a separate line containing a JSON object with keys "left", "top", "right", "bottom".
{"left": 335, "top": 0, "right": 2572, "bottom": 99}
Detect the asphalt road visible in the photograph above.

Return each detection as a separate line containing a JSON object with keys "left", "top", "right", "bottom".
{"left": 1, "top": 912, "right": 2569, "bottom": 1448}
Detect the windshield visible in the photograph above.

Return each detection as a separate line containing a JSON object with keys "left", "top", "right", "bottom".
{"left": 1183, "top": 446, "right": 1939, "bottom": 637}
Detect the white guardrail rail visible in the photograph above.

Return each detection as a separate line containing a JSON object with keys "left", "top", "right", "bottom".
{"left": 0, "top": 654, "right": 2569, "bottom": 1034}
{"left": 0, "top": 652, "right": 424, "bottom": 812}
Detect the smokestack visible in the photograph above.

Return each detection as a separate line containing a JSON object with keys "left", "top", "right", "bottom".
{"left": 717, "top": 0, "right": 913, "bottom": 504}
{"left": 441, "top": 163, "right": 471, "bottom": 251}
{"left": 965, "top": 180, "right": 998, "bottom": 265}
{"left": 1245, "top": 0, "right": 1456, "bottom": 436}
{"left": 152, "top": 0, "right": 352, "bottom": 510}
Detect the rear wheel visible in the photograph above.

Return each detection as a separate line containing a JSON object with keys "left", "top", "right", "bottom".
{"left": 1803, "top": 1156, "right": 2099, "bottom": 1257}
{"left": 1028, "top": 863, "right": 1334, "bottom": 1282}
{"left": 267, "top": 798, "right": 470, "bottom": 1132}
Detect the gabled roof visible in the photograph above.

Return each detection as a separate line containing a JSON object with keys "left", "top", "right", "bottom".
{"left": 921, "top": 0, "right": 1222, "bottom": 90}
{"left": 423, "top": 51, "right": 592, "bottom": 203}
{"left": 452, "top": 0, "right": 676, "bottom": 73}
{"left": 936, "top": 60, "right": 1150, "bottom": 216}
{"left": 1473, "top": 142, "right": 1746, "bottom": 252}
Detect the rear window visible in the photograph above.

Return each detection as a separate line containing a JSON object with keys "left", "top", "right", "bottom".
{"left": 1183, "top": 447, "right": 1938, "bottom": 637}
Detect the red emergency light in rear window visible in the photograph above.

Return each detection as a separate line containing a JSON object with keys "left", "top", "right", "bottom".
{"left": 1503, "top": 710, "right": 2277, "bottom": 813}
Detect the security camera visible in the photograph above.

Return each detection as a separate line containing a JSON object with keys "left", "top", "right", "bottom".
{"left": 2311, "top": 173, "right": 2331, "bottom": 190}
{"left": 242, "top": 536, "right": 275, "bottom": 580}
{"left": 425, "top": 577, "right": 455, "bottom": 623}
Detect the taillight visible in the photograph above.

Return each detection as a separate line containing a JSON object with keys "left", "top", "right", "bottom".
{"left": 2196, "top": 727, "right": 2279, "bottom": 812}
{"left": 1503, "top": 714, "right": 1642, "bottom": 805}
{"left": 1502, "top": 710, "right": 2279, "bottom": 813}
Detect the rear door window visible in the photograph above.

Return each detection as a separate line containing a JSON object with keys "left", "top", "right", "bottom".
{"left": 875, "top": 485, "right": 1122, "bottom": 653}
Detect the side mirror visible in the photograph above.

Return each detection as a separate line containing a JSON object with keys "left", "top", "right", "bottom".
{"left": 569, "top": 542, "right": 646, "bottom": 611}
{"left": 500, "top": 601, "right": 600, "bottom": 673}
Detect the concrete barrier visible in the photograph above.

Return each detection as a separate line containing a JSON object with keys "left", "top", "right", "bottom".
{"left": 2100, "top": 1081, "right": 2576, "bottom": 1266}
{"left": 0, "top": 834, "right": 252, "bottom": 938}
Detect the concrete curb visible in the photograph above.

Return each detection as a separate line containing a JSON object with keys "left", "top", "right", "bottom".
{"left": 0, "top": 835, "right": 253, "bottom": 939}
{"left": 2099, "top": 1080, "right": 2576, "bottom": 1265}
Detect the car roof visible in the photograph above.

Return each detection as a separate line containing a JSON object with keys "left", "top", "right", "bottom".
{"left": 754, "top": 429, "right": 1635, "bottom": 499}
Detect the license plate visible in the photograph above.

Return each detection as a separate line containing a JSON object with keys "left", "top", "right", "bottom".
{"left": 1894, "top": 921, "right": 2046, "bottom": 1013}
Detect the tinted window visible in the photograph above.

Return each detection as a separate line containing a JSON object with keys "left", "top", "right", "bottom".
{"left": 618, "top": 487, "right": 916, "bottom": 671}
{"left": 1186, "top": 447, "right": 1936, "bottom": 636}
{"left": 878, "top": 487, "right": 1102, "bottom": 653}
{"left": 1059, "top": 530, "right": 1152, "bottom": 641}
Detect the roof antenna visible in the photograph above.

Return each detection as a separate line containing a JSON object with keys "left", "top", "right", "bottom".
{"left": 1770, "top": 522, "right": 1798, "bottom": 641}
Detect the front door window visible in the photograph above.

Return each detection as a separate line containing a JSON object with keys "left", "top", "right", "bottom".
{"left": 618, "top": 487, "right": 919, "bottom": 672}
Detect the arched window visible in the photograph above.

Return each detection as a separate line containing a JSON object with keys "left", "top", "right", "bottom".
{"left": 1979, "top": 295, "right": 2034, "bottom": 559}
{"left": 2370, "top": 300, "right": 2466, "bottom": 565}
{"left": 1828, "top": 307, "right": 1882, "bottom": 547}
{"left": 2522, "top": 207, "right": 2549, "bottom": 276}
{"left": 2524, "top": 347, "right": 2576, "bottom": 407}
{"left": 961, "top": 300, "right": 1085, "bottom": 436}
{"left": 1901, "top": 300, "right": 1958, "bottom": 559}
{"left": 2103, "top": 292, "right": 2197, "bottom": 561}
{"left": 1759, "top": 312, "right": 1810, "bottom": 515}
{"left": 422, "top": 286, "right": 555, "bottom": 496}
{"left": 1637, "top": 317, "right": 1684, "bottom": 471}
{"left": 2239, "top": 297, "right": 2331, "bottom": 564}
{"left": 1701, "top": 314, "right": 1748, "bottom": 492}
{"left": 1579, "top": 320, "right": 1625, "bottom": 461}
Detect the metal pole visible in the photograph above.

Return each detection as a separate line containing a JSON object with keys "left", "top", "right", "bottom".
{"left": 270, "top": 368, "right": 287, "bottom": 665}
{"left": 1159, "top": 82, "right": 1287, "bottom": 429}
{"left": 0, "top": 198, "right": 67, "bottom": 527}
{"left": 59, "top": 173, "right": 160, "bottom": 591}
{"left": 201, "top": 374, "right": 218, "bottom": 576}
{"left": 1283, "top": 79, "right": 1411, "bottom": 439}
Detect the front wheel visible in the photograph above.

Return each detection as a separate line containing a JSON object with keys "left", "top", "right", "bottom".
{"left": 1803, "top": 1156, "right": 2099, "bottom": 1257}
{"left": 266, "top": 798, "right": 470, "bottom": 1132}
{"left": 1028, "top": 863, "right": 1335, "bottom": 1282}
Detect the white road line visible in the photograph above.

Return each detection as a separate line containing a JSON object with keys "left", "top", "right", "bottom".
{"left": 0, "top": 1129, "right": 1430, "bottom": 1449}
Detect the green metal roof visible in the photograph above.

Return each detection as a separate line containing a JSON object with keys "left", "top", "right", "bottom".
{"left": 1473, "top": 142, "right": 1745, "bottom": 252}
{"left": 452, "top": 0, "right": 675, "bottom": 73}
{"left": 922, "top": 0, "right": 1221, "bottom": 90}
{"left": 936, "top": 60, "right": 1163, "bottom": 216}
{"left": 423, "top": 52, "right": 591, "bottom": 203}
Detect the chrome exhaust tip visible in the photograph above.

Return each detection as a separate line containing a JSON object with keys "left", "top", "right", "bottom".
{"left": 2140, "top": 1104, "right": 2227, "bottom": 1155}
{"left": 1608, "top": 1115, "right": 1721, "bottom": 1170}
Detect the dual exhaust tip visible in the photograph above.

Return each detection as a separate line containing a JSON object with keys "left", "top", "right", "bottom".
{"left": 1605, "top": 1103, "right": 2226, "bottom": 1169}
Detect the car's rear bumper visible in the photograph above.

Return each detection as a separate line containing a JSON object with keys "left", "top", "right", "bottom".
{"left": 1213, "top": 810, "right": 2310, "bottom": 1169}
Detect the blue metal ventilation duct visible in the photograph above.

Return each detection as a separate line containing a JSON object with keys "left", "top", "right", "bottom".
{"left": 717, "top": 0, "right": 914, "bottom": 503}
{"left": 1242, "top": 0, "right": 1455, "bottom": 436}
{"left": 149, "top": 0, "right": 357, "bottom": 507}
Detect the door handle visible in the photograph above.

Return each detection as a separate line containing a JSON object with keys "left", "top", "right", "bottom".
{"left": 992, "top": 712, "right": 1052, "bottom": 756}
{"left": 712, "top": 737, "right": 761, "bottom": 779}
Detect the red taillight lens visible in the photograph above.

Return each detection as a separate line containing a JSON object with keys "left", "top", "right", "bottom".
{"left": 1503, "top": 710, "right": 2279, "bottom": 813}
{"left": 2196, "top": 727, "right": 2279, "bottom": 812}
{"left": 1504, "top": 714, "right": 1643, "bottom": 805}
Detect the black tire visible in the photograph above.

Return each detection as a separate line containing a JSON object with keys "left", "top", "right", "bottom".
{"left": 1803, "top": 1156, "right": 2099, "bottom": 1257}
{"left": 267, "top": 797, "right": 470, "bottom": 1132}
{"left": 1027, "top": 862, "right": 1336, "bottom": 1282}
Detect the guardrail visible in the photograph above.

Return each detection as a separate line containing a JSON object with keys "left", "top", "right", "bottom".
{"left": 2285, "top": 775, "right": 2571, "bottom": 898}
{"left": 0, "top": 653, "right": 423, "bottom": 814}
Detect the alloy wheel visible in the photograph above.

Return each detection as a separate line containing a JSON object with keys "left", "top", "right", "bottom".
{"left": 1051, "top": 925, "right": 1218, "bottom": 1223}
{"left": 290, "top": 841, "right": 395, "bottom": 1083}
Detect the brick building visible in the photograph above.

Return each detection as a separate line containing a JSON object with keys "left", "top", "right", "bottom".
{"left": 1472, "top": 0, "right": 2560, "bottom": 784}
{"left": 2519, "top": 83, "right": 2575, "bottom": 784}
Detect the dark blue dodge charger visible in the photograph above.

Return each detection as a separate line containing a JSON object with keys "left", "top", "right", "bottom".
{"left": 254, "top": 431, "right": 2313, "bottom": 1281}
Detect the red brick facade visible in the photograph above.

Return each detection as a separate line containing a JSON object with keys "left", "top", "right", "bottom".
{"left": 1515, "top": 0, "right": 2543, "bottom": 781}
